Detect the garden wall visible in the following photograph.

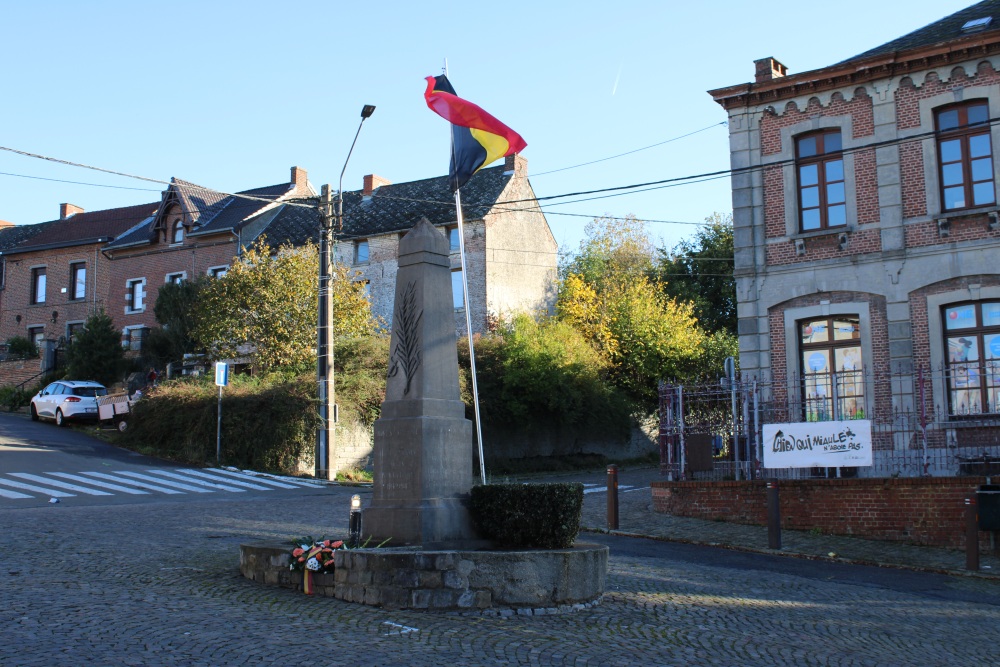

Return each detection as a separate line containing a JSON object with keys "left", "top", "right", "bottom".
{"left": 0, "top": 358, "right": 44, "bottom": 389}
{"left": 651, "top": 477, "right": 992, "bottom": 549}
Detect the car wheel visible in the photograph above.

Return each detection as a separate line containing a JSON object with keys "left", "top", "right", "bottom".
{"left": 117, "top": 420, "right": 128, "bottom": 433}
{"left": 55, "top": 409, "right": 66, "bottom": 427}
{"left": 30, "top": 404, "right": 39, "bottom": 421}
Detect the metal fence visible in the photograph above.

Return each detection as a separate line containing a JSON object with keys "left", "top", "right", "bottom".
{"left": 658, "top": 366, "right": 1000, "bottom": 481}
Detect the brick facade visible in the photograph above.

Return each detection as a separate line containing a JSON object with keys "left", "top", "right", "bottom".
{"left": 652, "top": 477, "right": 989, "bottom": 549}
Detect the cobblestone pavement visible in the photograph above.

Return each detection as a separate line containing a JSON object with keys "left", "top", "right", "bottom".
{"left": 3, "top": 476, "right": 1000, "bottom": 666}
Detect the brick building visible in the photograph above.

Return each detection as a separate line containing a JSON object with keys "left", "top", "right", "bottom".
{"left": 0, "top": 156, "right": 555, "bottom": 371}
{"left": 709, "top": 0, "right": 1000, "bottom": 425}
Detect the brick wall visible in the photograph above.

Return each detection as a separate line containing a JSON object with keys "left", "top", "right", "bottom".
{"left": 651, "top": 477, "right": 989, "bottom": 549}
{"left": 0, "top": 357, "right": 45, "bottom": 388}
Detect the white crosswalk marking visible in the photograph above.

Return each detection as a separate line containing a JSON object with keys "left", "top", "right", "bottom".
{"left": 47, "top": 472, "right": 150, "bottom": 495}
{"left": 0, "top": 467, "right": 333, "bottom": 501}
{"left": 582, "top": 484, "right": 635, "bottom": 494}
{"left": 175, "top": 469, "right": 274, "bottom": 490}
{"left": 205, "top": 468, "right": 304, "bottom": 489}
{"left": 77, "top": 471, "right": 184, "bottom": 495}
{"left": 0, "top": 478, "right": 76, "bottom": 497}
{"left": 145, "top": 469, "right": 245, "bottom": 492}
{"left": 9, "top": 473, "right": 113, "bottom": 496}
{"left": 112, "top": 471, "right": 215, "bottom": 493}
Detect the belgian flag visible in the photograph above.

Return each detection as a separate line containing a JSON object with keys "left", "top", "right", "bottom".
{"left": 424, "top": 75, "right": 527, "bottom": 193}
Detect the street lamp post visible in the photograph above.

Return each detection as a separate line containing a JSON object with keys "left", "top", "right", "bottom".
{"left": 317, "top": 104, "right": 375, "bottom": 481}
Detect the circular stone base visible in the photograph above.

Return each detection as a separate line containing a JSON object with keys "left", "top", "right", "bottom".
{"left": 240, "top": 542, "right": 608, "bottom": 612}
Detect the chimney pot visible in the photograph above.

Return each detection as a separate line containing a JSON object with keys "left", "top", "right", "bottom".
{"left": 753, "top": 57, "right": 788, "bottom": 83}
{"left": 504, "top": 153, "right": 527, "bottom": 177}
{"left": 363, "top": 174, "right": 391, "bottom": 196}
{"left": 60, "top": 203, "right": 84, "bottom": 220}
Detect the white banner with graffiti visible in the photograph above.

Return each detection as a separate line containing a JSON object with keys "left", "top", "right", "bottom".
{"left": 762, "top": 420, "right": 873, "bottom": 468}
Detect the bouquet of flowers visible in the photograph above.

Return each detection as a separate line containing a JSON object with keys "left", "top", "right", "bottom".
{"left": 289, "top": 538, "right": 345, "bottom": 574}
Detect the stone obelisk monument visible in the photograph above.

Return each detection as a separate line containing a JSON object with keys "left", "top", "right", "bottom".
{"left": 363, "top": 218, "right": 479, "bottom": 548}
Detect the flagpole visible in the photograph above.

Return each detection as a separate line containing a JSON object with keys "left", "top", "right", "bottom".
{"left": 454, "top": 188, "right": 487, "bottom": 485}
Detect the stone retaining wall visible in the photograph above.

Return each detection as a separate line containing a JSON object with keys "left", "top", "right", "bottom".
{"left": 240, "top": 542, "right": 608, "bottom": 613}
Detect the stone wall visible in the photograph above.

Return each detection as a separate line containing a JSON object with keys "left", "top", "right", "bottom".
{"left": 652, "top": 476, "right": 990, "bottom": 549}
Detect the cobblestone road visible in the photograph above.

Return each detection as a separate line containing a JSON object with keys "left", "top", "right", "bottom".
{"left": 3, "top": 484, "right": 1000, "bottom": 666}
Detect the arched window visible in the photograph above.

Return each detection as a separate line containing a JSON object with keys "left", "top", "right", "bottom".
{"left": 943, "top": 301, "right": 1000, "bottom": 415}
{"left": 171, "top": 219, "right": 184, "bottom": 244}
{"left": 936, "top": 100, "right": 995, "bottom": 211}
{"left": 796, "top": 130, "right": 845, "bottom": 232}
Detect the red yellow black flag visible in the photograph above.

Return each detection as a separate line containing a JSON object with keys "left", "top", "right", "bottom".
{"left": 424, "top": 75, "right": 527, "bottom": 193}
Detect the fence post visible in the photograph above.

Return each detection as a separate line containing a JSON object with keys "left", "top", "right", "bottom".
{"left": 607, "top": 464, "right": 619, "bottom": 531}
{"left": 767, "top": 482, "right": 781, "bottom": 550}
{"left": 966, "top": 496, "right": 980, "bottom": 571}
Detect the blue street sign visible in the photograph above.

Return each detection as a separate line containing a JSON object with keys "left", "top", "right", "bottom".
{"left": 215, "top": 362, "right": 229, "bottom": 387}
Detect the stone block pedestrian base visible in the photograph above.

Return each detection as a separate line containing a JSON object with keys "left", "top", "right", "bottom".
{"left": 240, "top": 542, "right": 608, "bottom": 612}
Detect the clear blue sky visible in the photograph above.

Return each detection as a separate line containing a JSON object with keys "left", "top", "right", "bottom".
{"left": 0, "top": 0, "right": 974, "bottom": 259}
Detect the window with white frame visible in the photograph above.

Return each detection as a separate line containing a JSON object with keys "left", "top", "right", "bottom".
{"left": 171, "top": 219, "right": 184, "bottom": 244}
{"left": 936, "top": 101, "right": 995, "bottom": 211}
{"left": 165, "top": 272, "right": 186, "bottom": 285}
{"left": 799, "top": 316, "right": 864, "bottom": 421}
{"left": 354, "top": 239, "right": 369, "bottom": 264}
{"left": 31, "top": 267, "right": 46, "bottom": 305}
{"left": 126, "top": 278, "right": 146, "bottom": 313}
{"left": 66, "top": 321, "right": 85, "bottom": 342}
{"left": 451, "top": 269, "right": 464, "bottom": 311}
{"left": 27, "top": 326, "right": 44, "bottom": 352}
{"left": 69, "top": 262, "right": 86, "bottom": 301}
{"left": 207, "top": 265, "right": 228, "bottom": 278}
{"left": 121, "top": 326, "right": 149, "bottom": 351}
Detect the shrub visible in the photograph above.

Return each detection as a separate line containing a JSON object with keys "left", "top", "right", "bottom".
{"left": 0, "top": 386, "right": 31, "bottom": 411}
{"left": 6, "top": 336, "right": 37, "bottom": 359}
{"left": 469, "top": 482, "right": 584, "bottom": 549}
{"left": 116, "top": 372, "right": 319, "bottom": 472}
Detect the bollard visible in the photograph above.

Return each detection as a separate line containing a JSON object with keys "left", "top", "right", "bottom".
{"left": 966, "top": 496, "right": 980, "bottom": 571}
{"left": 607, "top": 464, "right": 619, "bottom": 531}
{"left": 767, "top": 481, "right": 781, "bottom": 550}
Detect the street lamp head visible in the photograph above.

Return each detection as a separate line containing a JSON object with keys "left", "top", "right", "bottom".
{"left": 361, "top": 104, "right": 376, "bottom": 119}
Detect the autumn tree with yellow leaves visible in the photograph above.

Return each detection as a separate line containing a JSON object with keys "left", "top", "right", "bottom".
{"left": 191, "top": 238, "right": 381, "bottom": 372}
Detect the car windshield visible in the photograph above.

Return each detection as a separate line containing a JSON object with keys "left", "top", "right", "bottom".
{"left": 71, "top": 387, "right": 107, "bottom": 397}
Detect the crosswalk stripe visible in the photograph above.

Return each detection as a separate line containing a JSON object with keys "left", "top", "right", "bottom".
{"left": 112, "top": 470, "right": 214, "bottom": 493}
{"left": 583, "top": 485, "right": 635, "bottom": 494}
{"left": 173, "top": 469, "right": 274, "bottom": 490}
{"left": 144, "top": 469, "right": 246, "bottom": 492}
{"left": 47, "top": 472, "right": 150, "bottom": 495}
{"left": 0, "top": 487, "right": 33, "bottom": 499}
{"left": 205, "top": 468, "right": 301, "bottom": 489}
{"left": 78, "top": 471, "right": 184, "bottom": 494}
{"left": 0, "top": 478, "right": 75, "bottom": 497}
{"left": 9, "top": 473, "right": 113, "bottom": 496}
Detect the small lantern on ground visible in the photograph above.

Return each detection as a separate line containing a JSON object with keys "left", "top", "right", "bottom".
{"left": 349, "top": 494, "right": 362, "bottom": 547}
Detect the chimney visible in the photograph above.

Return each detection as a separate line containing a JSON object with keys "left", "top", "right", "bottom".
{"left": 504, "top": 153, "right": 527, "bottom": 177}
{"left": 290, "top": 166, "right": 308, "bottom": 191}
{"left": 363, "top": 174, "right": 391, "bottom": 196}
{"left": 754, "top": 57, "right": 788, "bottom": 83}
{"left": 60, "top": 203, "right": 84, "bottom": 219}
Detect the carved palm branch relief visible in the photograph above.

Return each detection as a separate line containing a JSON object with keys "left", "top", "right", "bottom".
{"left": 387, "top": 280, "right": 423, "bottom": 395}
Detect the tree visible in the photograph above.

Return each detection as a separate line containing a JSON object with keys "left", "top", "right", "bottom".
{"left": 559, "top": 214, "right": 655, "bottom": 287}
{"left": 657, "top": 212, "right": 736, "bottom": 337}
{"left": 64, "top": 311, "right": 127, "bottom": 387}
{"left": 144, "top": 278, "right": 206, "bottom": 367}
{"left": 191, "top": 238, "right": 380, "bottom": 372}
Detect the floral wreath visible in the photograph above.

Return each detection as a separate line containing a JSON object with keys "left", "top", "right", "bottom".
{"left": 289, "top": 538, "right": 344, "bottom": 575}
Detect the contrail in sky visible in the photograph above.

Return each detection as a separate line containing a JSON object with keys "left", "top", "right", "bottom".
{"left": 611, "top": 61, "right": 622, "bottom": 96}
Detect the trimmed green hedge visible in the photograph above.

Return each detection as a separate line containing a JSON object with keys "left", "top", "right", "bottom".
{"left": 469, "top": 483, "right": 584, "bottom": 549}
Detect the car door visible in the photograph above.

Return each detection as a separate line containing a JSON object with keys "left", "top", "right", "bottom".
{"left": 35, "top": 383, "right": 58, "bottom": 417}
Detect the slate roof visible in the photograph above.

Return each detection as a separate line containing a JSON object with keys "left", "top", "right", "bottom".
{"left": 104, "top": 180, "right": 296, "bottom": 251}
{"left": 4, "top": 202, "right": 160, "bottom": 255}
{"left": 0, "top": 221, "right": 58, "bottom": 254}
{"left": 843, "top": 0, "right": 1000, "bottom": 63}
{"left": 265, "top": 163, "right": 511, "bottom": 247}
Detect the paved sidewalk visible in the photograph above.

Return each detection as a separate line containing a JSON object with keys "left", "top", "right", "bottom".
{"left": 575, "top": 466, "right": 1000, "bottom": 578}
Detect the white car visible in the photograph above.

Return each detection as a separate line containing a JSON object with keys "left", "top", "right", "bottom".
{"left": 30, "top": 381, "right": 108, "bottom": 426}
